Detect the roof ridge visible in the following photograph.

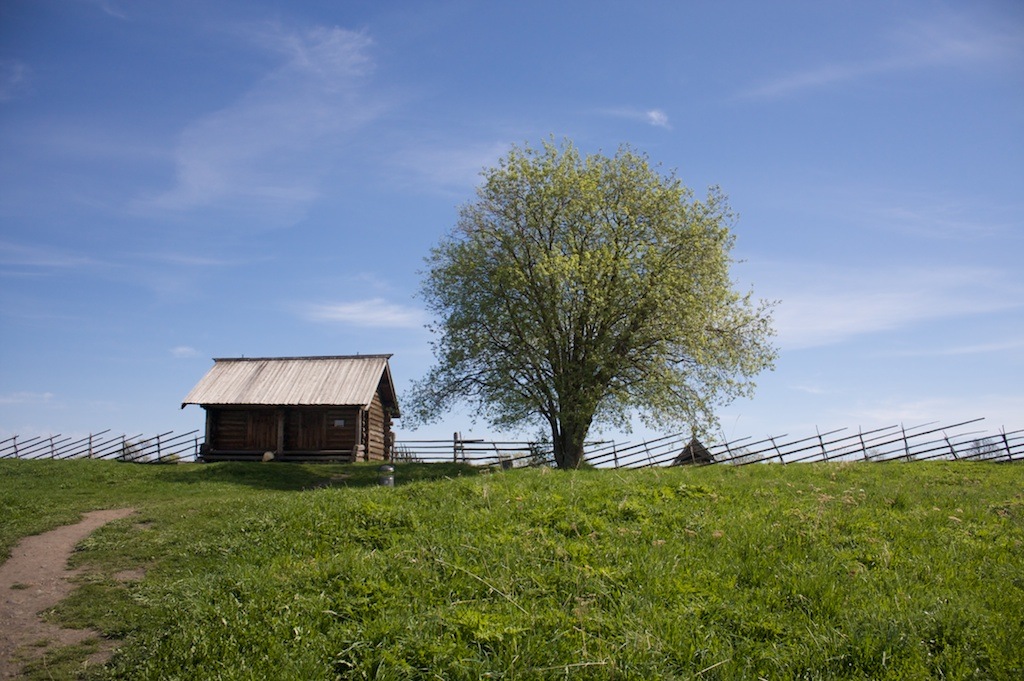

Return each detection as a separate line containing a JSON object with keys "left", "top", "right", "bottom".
{"left": 211, "top": 354, "right": 393, "bottom": 362}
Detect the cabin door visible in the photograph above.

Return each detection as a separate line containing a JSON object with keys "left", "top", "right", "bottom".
{"left": 287, "top": 410, "right": 325, "bottom": 452}
{"left": 246, "top": 410, "right": 277, "bottom": 451}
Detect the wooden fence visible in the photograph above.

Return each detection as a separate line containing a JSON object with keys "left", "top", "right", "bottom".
{"left": 1, "top": 418, "right": 1020, "bottom": 467}
{"left": 393, "top": 419, "right": 1022, "bottom": 468}
{"left": 0, "top": 430, "right": 202, "bottom": 463}
{"left": 393, "top": 433, "right": 550, "bottom": 468}
{"left": 584, "top": 418, "right": 1023, "bottom": 468}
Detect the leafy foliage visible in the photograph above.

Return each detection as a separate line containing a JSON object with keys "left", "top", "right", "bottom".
{"left": 409, "top": 140, "right": 776, "bottom": 467}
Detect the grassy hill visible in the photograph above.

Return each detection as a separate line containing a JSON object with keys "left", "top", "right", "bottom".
{"left": 2, "top": 459, "right": 1022, "bottom": 679}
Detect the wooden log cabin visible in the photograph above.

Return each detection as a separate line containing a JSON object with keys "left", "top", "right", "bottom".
{"left": 182, "top": 355, "right": 400, "bottom": 462}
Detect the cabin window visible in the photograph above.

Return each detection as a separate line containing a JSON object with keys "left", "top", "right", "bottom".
{"left": 333, "top": 419, "right": 346, "bottom": 428}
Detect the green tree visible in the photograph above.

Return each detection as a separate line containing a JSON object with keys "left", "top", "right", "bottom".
{"left": 408, "top": 140, "right": 777, "bottom": 469}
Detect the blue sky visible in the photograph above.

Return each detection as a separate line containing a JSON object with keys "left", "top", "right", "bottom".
{"left": 2, "top": 0, "right": 1022, "bottom": 449}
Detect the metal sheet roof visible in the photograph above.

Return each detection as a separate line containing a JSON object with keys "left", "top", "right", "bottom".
{"left": 181, "top": 355, "right": 399, "bottom": 415}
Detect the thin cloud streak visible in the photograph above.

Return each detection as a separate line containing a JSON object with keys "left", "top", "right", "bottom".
{"left": 768, "top": 265, "right": 1021, "bottom": 350}
{"left": 866, "top": 202, "right": 1012, "bottom": 241}
{"left": 170, "top": 345, "right": 200, "bottom": 358}
{"left": 303, "top": 299, "right": 425, "bottom": 328}
{"left": 846, "top": 395, "right": 1024, "bottom": 433}
{"left": 596, "top": 107, "right": 672, "bottom": 129}
{"left": 739, "top": 14, "right": 1022, "bottom": 100}
{"left": 792, "top": 384, "right": 828, "bottom": 396}
{"left": 0, "top": 391, "right": 55, "bottom": 405}
{"left": 886, "top": 339, "right": 1024, "bottom": 358}
{"left": 0, "top": 241, "right": 96, "bottom": 270}
{"left": 132, "top": 252, "right": 255, "bottom": 267}
{"left": 391, "top": 141, "right": 511, "bottom": 195}
{"left": 87, "top": 0, "right": 128, "bottom": 20}
{"left": 0, "top": 60, "right": 31, "bottom": 101}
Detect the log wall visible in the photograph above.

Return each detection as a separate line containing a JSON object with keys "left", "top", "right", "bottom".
{"left": 366, "top": 394, "right": 386, "bottom": 460}
{"left": 203, "top": 392, "right": 395, "bottom": 461}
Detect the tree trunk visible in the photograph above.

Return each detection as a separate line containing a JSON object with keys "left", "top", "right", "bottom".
{"left": 551, "top": 419, "right": 587, "bottom": 469}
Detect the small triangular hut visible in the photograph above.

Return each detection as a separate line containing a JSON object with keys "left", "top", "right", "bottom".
{"left": 672, "top": 435, "right": 714, "bottom": 466}
{"left": 182, "top": 355, "right": 399, "bottom": 462}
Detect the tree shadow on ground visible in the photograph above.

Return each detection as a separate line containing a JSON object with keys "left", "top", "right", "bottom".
{"left": 156, "top": 461, "right": 484, "bottom": 491}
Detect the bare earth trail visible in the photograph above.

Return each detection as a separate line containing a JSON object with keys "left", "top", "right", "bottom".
{"left": 0, "top": 508, "right": 136, "bottom": 679}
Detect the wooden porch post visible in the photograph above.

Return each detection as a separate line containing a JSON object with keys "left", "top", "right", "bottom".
{"left": 355, "top": 407, "right": 365, "bottom": 461}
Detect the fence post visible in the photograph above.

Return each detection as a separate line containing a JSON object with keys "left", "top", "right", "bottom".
{"left": 1001, "top": 428, "right": 1012, "bottom": 462}
{"left": 721, "top": 430, "right": 734, "bottom": 464}
{"left": 816, "top": 427, "right": 826, "bottom": 462}
{"left": 613, "top": 442, "right": 619, "bottom": 469}
{"left": 770, "top": 436, "right": 784, "bottom": 464}
{"left": 50, "top": 435, "right": 55, "bottom": 459}
{"left": 901, "top": 424, "right": 912, "bottom": 461}
{"left": 859, "top": 429, "right": 869, "bottom": 461}
{"left": 12, "top": 435, "right": 17, "bottom": 459}
{"left": 156, "top": 433, "right": 162, "bottom": 462}
{"left": 944, "top": 433, "right": 957, "bottom": 460}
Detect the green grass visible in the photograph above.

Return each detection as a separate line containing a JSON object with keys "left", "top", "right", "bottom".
{"left": 1, "top": 459, "right": 1022, "bottom": 679}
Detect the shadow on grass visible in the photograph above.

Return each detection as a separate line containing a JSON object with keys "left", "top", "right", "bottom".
{"left": 156, "top": 461, "right": 484, "bottom": 491}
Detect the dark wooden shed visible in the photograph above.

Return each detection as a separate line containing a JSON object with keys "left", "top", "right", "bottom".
{"left": 182, "top": 355, "right": 400, "bottom": 462}
{"left": 671, "top": 436, "right": 714, "bottom": 466}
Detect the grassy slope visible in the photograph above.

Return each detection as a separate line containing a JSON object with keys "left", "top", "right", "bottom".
{"left": 1, "top": 460, "right": 1022, "bottom": 680}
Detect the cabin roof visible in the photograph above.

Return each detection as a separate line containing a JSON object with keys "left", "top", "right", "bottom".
{"left": 181, "top": 355, "right": 400, "bottom": 415}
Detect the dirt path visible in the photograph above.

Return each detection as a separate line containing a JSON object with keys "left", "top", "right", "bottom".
{"left": 0, "top": 509, "right": 135, "bottom": 679}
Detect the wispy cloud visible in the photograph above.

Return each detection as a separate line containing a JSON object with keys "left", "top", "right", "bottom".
{"left": 170, "top": 346, "right": 200, "bottom": 358}
{"left": 0, "top": 241, "right": 96, "bottom": 270}
{"left": 767, "top": 181, "right": 1020, "bottom": 243}
{"left": 645, "top": 109, "right": 670, "bottom": 128}
{"left": 78, "top": 0, "right": 128, "bottom": 20}
{"left": 598, "top": 107, "right": 672, "bottom": 129}
{"left": 390, "top": 141, "right": 511, "bottom": 195}
{"left": 139, "top": 24, "right": 386, "bottom": 225}
{"left": 131, "top": 252, "right": 254, "bottom": 267}
{"left": 303, "top": 298, "right": 425, "bottom": 328}
{"left": 767, "top": 265, "right": 1022, "bottom": 350}
{"left": 846, "top": 396, "right": 1024, "bottom": 432}
{"left": 0, "top": 60, "right": 32, "bottom": 101}
{"left": 864, "top": 201, "right": 1015, "bottom": 241}
{"left": 792, "top": 384, "right": 828, "bottom": 396}
{"left": 742, "top": 63, "right": 883, "bottom": 100}
{"left": 886, "top": 339, "right": 1024, "bottom": 358}
{"left": 739, "top": 14, "right": 1023, "bottom": 100}
{"left": 0, "top": 391, "right": 54, "bottom": 405}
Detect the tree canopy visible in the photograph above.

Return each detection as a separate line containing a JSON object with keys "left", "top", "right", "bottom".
{"left": 408, "top": 140, "right": 777, "bottom": 469}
